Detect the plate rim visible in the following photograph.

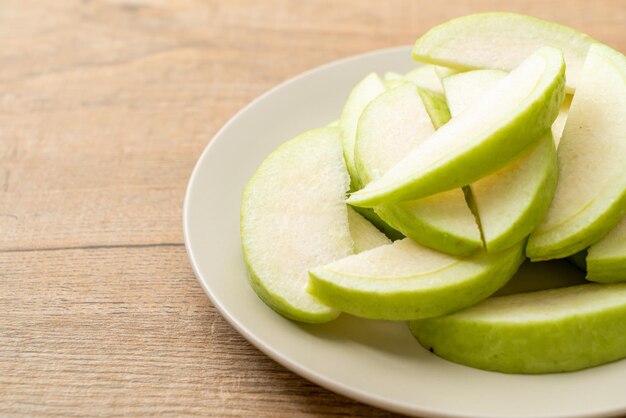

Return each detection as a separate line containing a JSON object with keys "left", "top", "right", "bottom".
{"left": 182, "top": 46, "right": 626, "bottom": 418}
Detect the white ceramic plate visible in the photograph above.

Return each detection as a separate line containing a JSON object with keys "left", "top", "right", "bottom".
{"left": 183, "top": 46, "right": 626, "bottom": 418}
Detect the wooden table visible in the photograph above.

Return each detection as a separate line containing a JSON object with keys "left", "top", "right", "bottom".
{"left": 1, "top": 1, "right": 624, "bottom": 416}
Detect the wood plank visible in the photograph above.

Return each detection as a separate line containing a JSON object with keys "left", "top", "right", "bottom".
{"left": 0, "top": 246, "right": 398, "bottom": 417}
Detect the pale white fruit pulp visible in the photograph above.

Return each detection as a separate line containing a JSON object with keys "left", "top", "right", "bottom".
{"left": 532, "top": 45, "right": 626, "bottom": 241}
{"left": 242, "top": 128, "right": 352, "bottom": 315}
{"left": 339, "top": 73, "right": 386, "bottom": 183}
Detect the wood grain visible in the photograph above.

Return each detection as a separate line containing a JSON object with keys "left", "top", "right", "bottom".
{"left": 1, "top": 1, "right": 624, "bottom": 416}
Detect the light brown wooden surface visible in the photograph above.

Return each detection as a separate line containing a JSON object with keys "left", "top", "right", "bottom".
{"left": 1, "top": 1, "right": 624, "bottom": 416}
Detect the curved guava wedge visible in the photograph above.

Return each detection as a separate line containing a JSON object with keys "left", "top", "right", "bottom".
{"left": 443, "top": 70, "right": 558, "bottom": 252}
{"left": 339, "top": 72, "right": 386, "bottom": 189}
{"left": 527, "top": 44, "right": 626, "bottom": 261}
{"left": 587, "top": 216, "right": 626, "bottom": 283}
{"left": 307, "top": 239, "right": 524, "bottom": 321}
{"left": 240, "top": 127, "right": 352, "bottom": 323}
{"left": 338, "top": 72, "right": 402, "bottom": 239}
{"left": 412, "top": 12, "right": 597, "bottom": 92}
{"left": 354, "top": 83, "right": 481, "bottom": 255}
{"left": 410, "top": 283, "right": 626, "bottom": 374}
{"left": 348, "top": 47, "right": 565, "bottom": 207}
